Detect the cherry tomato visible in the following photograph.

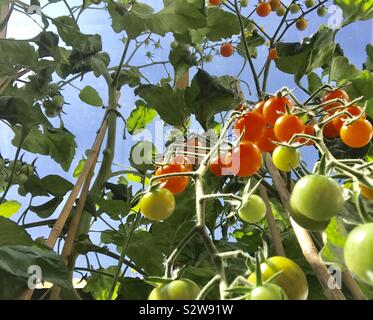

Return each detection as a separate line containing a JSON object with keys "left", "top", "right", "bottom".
{"left": 269, "top": 0, "right": 282, "bottom": 11}
{"left": 274, "top": 114, "right": 305, "bottom": 142}
{"left": 276, "top": 6, "right": 286, "bottom": 16}
{"left": 290, "top": 175, "right": 344, "bottom": 221}
{"left": 290, "top": 206, "right": 330, "bottom": 231}
{"left": 289, "top": 3, "right": 300, "bottom": 14}
{"left": 234, "top": 111, "right": 266, "bottom": 142}
{"left": 247, "top": 283, "right": 287, "bottom": 300}
{"left": 140, "top": 188, "right": 175, "bottom": 221}
{"left": 256, "top": 2, "right": 272, "bottom": 17}
{"left": 209, "top": 0, "right": 222, "bottom": 5}
{"left": 272, "top": 146, "right": 300, "bottom": 172}
{"left": 296, "top": 18, "right": 308, "bottom": 31}
{"left": 255, "top": 126, "right": 278, "bottom": 153}
{"left": 226, "top": 142, "right": 263, "bottom": 177}
{"left": 297, "top": 124, "right": 315, "bottom": 145}
{"left": 148, "top": 279, "right": 201, "bottom": 300}
{"left": 253, "top": 101, "right": 265, "bottom": 115}
{"left": 332, "top": 105, "right": 365, "bottom": 131}
{"left": 263, "top": 96, "right": 294, "bottom": 126}
{"left": 323, "top": 118, "right": 340, "bottom": 139}
{"left": 305, "top": 0, "right": 316, "bottom": 8}
{"left": 317, "top": 5, "right": 328, "bottom": 17}
{"left": 220, "top": 43, "right": 234, "bottom": 57}
{"left": 209, "top": 153, "right": 230, "bottom": 176}
{"left": 171, "top": 155, "right": 193, "bottom": 172}
{"left": 360, "top": 184, "right": 373, "bottom": 200}
{"left": 238, "top": 195, "right": 267, "bottom": 223}
{"left": 344, "top": 223, "right": 373, "bottom": 286}
{"left": 322, "top": 89, "right": 350, "bottom": 112}
{"left": 268, "top": 48, "right": 279, "bottom": 60}
{"left": 155, "top": 163, "right": 190, "bottom": 194}
{"left": 248, "top": 256, "right": 309, "bottom": 300}
{"left": 340, "top": 119, "right": 373, "bottom": 148}
{"left": 185, "top": 138, "right": 205, "bottom": 165}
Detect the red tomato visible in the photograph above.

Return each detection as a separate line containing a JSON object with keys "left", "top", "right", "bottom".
{"left": 322, "top": 89, "right": 350, "bottom": 113}
{"left": 220, "top": 43, "right": 234, "bottom": 57}
{"left": 332, "top": 105, "right": 365, "bottom": 131}
{"left": 155, "top": 162, "right": 190, "bottom": 194}
{"left": 256, "top": 2, "right": 272, "bottom": 17}
{"left": 225, "top": 141, "right": 263, "bottom": 177}
{"left": 234, "top": 111, "right": 266, "bottom": 142}
{"left": 263, "top": 97, "right": 294, "bottom": 126}
{"left": 297, "top": 124, "right": 315, "bottom": 146}
{"left": 323, "top": 118, "right": 340, "bottom": 139}
{"left": 209, "top": 0, "right": 222, "bottom": 5}
{"left": 340, "top": 119, "right": 373, "bottom": 148}
{"left": 209, "top": 153, "right": 230, "bottom": 176}
{"left": 255, "top": 126, "right": 278, "bottom": 153}
{"left": 269, "top": 48, "right": 279, "bottom": 60}
{"left": 253, "top": 101, "right": 265, "bottom": 115}
{"left": 274, "top": 114, "right": 305, "bottom": 142}
{"left": 171, "top": 155, "right": 193, "bottom": 172}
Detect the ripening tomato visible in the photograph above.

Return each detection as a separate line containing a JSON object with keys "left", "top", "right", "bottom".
{"left": 246, "top": 283, "right": 287, "bottom": 300}
{"left": 155, "top": 163, "right": 190, "bottom": 194}
{"left": 268, "top": 48, "right": 279, "bottom": 60}
{"left": 322, "top": 89, "right": 350, "bottom": 112}
{"left": 332, "top": 105, "right": 365, "bottom": 131}
{"left": 256, "top": 2, "right": 272, "bottom": 17}
{"left": 296, "top": 18, "right": 308, "bottom": 31}
{"left": 253, "top": 101, "right": 265, "bottom": 115}
{"left": 238, "top": 195, "right": 267, "bottom": 223}
{"left": 255, "top": 126, "right": 278, "bottom": 153}
{"left": 148, "top": 279, "right": 201, "bottom": 300}
{"left": 234, "top": 111, "right": 266, "bottom": 142}
{"left": 220, "top": 43, "right": 234, "bottom": 57}
{"left": 290, "top": 175, "right": 344, "bottom": 221}
{"left": 269, "top": 0, "right": 282, "bottom": 11}
{"left": 272, "top": 146, "right": 300, "bottom": 172}
{"left": 297, "top": 124, "right": 315, "bottom": 145}
{"left": 248, "top": 256, "right": 309, "bottom": 300}
{"left": 263, "top": 96, "right": 294, "bottom": 126}
{"left": 360, "top": 184, "right": 373, "bottom": 200}
{"left": 140, "top": 188, "right": 175, "bottom": 221}
{"left": 274, "top": 114, "right": 305, "bottom": 142}
{"left": 323, "top": 118, "right": 340, "bottom": 139}
{"left": 340, "top": 119, "right": 373, "bottom": 148}
{"left": 171, "top": 155, "right": 193, "bottom": 172}
{"left": 344, "top": 223, "right": 373, "bottom": 286}
{"left": 290, "top": 206, "right": 330, "bottom": 232}
{"left": 209, "top": 0, "right": 222, "bottom": 5}
{"left": 209, "top": 153, "right": 230, "bottom": 176}
{"left": 226, "top": 141, "right": 263, "bottom": 177}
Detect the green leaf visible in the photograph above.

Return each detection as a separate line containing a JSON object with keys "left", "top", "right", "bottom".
{"left": 73, "top": 158, "right": 86, "bottom": 178}
{"left": 24, "top": 175, "right": 49, "bottom": 197}
{"left": 118, "top": 277, "right": 152, "bottom": 300}
{"left": 237, "top": 30, "right": 266, "bottom": 59}
{"left": 30, "top": 197, "right": 63, "bottom": 219}
{"left": 41, "top": 175, "right": 74, "bottom": 197}
{"left": 307, "top": 72, "right": 323, "bottom": 93}
{"left": 91, "top": 52, "right": 110, "bottom": 78}
{"left": 79, "top": 86, "right": 103, "bottom": 107}
{"left": 0, "top": 201, "right": 21, "bottom": 218}
{"left": 169, "top": 45, "right": 198, "bottom": 83}
{"left": 334, "top": 0, "right": 373, "bottom": 25}
{"left": 83, "top": 266, "right": 120, "bottom": 300}
{"left": 364, "top": 44, "right": 373, "bottom": 72}
{"left": 129, "top": 141, "right": 157, "bottom": 173}
{"left": 330, "top": 56, "right": 361, "bottom": 83}
{"left": 115, "top": 68, "right": 142, "bottom": 88}
{"left": 135, "top": 84, "right": 191, "bottom": 126}
{"left": 319, "top": 217, "right": 347, "bottom": 268}
{"left": 92, "top": 196, "right": 130, "bottom": 220}
{"left": 0, "top": 217, "right": 34, "bottom": 246}
{"left": 127, "top": 100, "right": 157, "bottom": 135}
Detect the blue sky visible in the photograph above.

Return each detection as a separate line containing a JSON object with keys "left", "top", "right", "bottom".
{"left": 1, "top": 0, "right": 372, "bottom": 273}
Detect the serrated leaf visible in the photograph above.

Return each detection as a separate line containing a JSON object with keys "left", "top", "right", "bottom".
{"left": 334, "top": 0, "right": 373, "bottom": 25}
{"left": 41, "top": 175, "right": 74, "bottom": 197}
{"left": 127, "top": 100, "right": 157, "bottom": 135}
{"left": 83, "top": 266, "right": 120, "bottom": 300}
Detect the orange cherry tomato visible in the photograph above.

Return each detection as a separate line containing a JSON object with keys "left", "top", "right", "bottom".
{"left": 171, "top": 155, "right": 193, "bottom": 172}
{"left": 323, "top": 118, "right": 340, "bottom": 139}
{"left": 253, "top": 101, "right": 265, "bottom": 115}
{"left": 296, "top": 18, "right": 308, "bottom": 31}
{"left": 209, "top": 153, "right": 230, "bottom": 177}
{"left": 220, "top": 43, "right": 234, "bottom": 58}
{"left": 269, "top": 0, "right": 282, "bottom": 11}
{"left": 274, "top": 114, "right": 305, "bottom": 142}
{"left": 322, "top": 89, "right": 350, "bottom": 113}
{"left": 255, "top": 126, "right": 278, "bottom": 153}
{"left": 297, "top": 124, "right": 315, "bottom": 146}
{"left": 332, "top": 105, "right": 365, "bottom": 131}
{"left": 155, "top": 162, "right": 190, "bottom": 194}
{"left": 268, "top": 48, "right": 279, "bottom": 60}
{"left": 234, "top": 111, "right": 267, "bottom": 142}
{"left": 209, "top": 0, "right": 222, "bottom": 5}
{"left": 256, "top": 2, "right": 272, "bottom": 17}
{"left": 263, "top": 96, "right": 294, "bottom": 126}
{"left": 225, "top": 141, "right": 263, "bottom": 177}
{"left": 340, "top": 119, "right": 373, "bottom": 148}
{"left": 360, "top": 184, "right": 373, "bottom": 200}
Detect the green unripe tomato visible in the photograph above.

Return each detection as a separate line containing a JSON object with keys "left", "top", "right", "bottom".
{"left": 20, "top": 164, "right": 34, "bottom": 176}
{"left": 205, "top": 54, "right": 213, "bottom": 63}
{"left": 290, "top": 175, "right": 344, "bottom": 221}
{"left": 15, "top": 173, "right": 28, "bottom": 186}
{"left": 317, "top": 6, "right": 327, "bottom": 17}
{"left": 276, "top": 6, "right": 286, "bottom": 16}
{"left": 140, "top": 188, "right": 176, "bottom": 221}
{"left": 305, "top": 0, "right": 315, "bottom": 8}
{"left": 247, "top": 283, "right": 288, "bottom": 300}
{"left": 18, "top": 185, "right": 27, "bottom": 197}
{"left": 290, "top": 206, "right": 330, "bottom": 231}
{"left": 289, "top": 3, "right": 300, "bottom": 14}
{"left": 48, "top": 83, "right": 59, "bottom": 97}
{"left": 344, "top": 223, "right": 373, "bottom": 286}
{"left": 272, "top": 146, "right": 300, "bottom": 172}
{"left": 248, "top": 256, "right": 309, "bottom": 300}
{"left": 148, "top": 279, "right": 201, "bottom": 300}
{"left": 238, "top": 195, "right": 266, "bottom": 224}
{"left": 240, "top": 0, "right": 248, "bottom": 7}
{"left": 52, "top": 95, "right": 64, "bottom": 107}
